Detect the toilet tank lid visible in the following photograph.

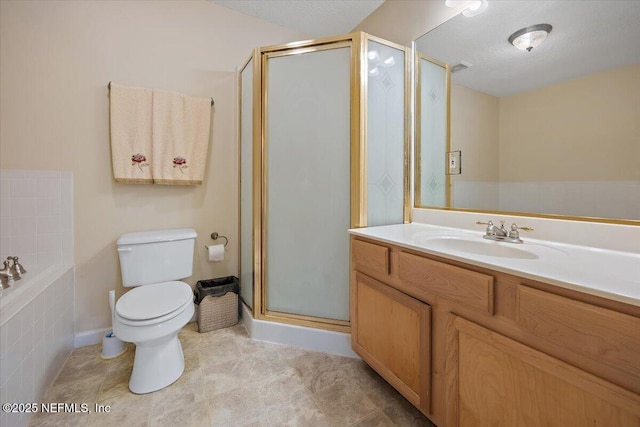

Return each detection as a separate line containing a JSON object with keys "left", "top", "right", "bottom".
{"left": 117, "top": 228, "right": 197, "bottom": 245}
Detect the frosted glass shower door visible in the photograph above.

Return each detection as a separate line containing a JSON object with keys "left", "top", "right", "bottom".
{"left": 264, "top": 45, "right": 351, "bottom": 322}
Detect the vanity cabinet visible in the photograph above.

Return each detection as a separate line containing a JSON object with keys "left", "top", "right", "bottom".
{"left": 350, "top": 236, "right": 640, "bottom": 427}
{"left": 351, "top": 272, "right": 431, "bottom": 414}
{"left": 447, "top": 315, "right": 640, "bottom": 427}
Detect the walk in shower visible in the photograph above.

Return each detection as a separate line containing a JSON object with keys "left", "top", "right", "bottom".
{"left": 239, "top": 33, "right": 409, "bottom": 332}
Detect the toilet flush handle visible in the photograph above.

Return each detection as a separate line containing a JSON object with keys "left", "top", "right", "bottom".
{"left": 117, "top": 247, "right": 132, "bottom": 252}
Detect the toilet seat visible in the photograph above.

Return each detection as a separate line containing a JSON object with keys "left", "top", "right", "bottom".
{"left": 116, "top": 281, "right": 193, "bottom": 324}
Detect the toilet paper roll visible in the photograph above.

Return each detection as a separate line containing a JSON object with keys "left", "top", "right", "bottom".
{"left": 208, "top": 244, "right": 225, "bottom": 262}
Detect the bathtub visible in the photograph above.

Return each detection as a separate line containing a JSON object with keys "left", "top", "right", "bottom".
{"left": 0, "top": 262, "right": 75, "bottom": 427}
{"left": 1, "top": 263, "right": 72, "bottom": 323}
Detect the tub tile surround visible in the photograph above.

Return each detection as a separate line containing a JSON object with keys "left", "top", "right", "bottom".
{"left": 0, "top": 169, "right": 75, "bottom": 427}
{"left": 0, "top": 169, "right": 74, "bottom": 266}
{"left": 28, "top": 323, "right": 434, "bottom": 427}
{"left": 0, "top": 268, "right": 75, "bottom": 427}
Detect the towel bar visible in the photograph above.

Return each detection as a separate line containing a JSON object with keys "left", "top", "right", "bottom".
{"left": 107, "top": 81, "right": 214, "bottom": 106}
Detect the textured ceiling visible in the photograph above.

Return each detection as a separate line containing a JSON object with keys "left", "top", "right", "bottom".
{"left": 211, "top": 0, "right": 385, "bottom": 38}
{"left": 416, "top": 0, "right": 640, "bottom": 97}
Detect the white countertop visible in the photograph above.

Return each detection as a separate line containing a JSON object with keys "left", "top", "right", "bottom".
{"left": 349, "top": 223, "right": 640, "bottom": 307}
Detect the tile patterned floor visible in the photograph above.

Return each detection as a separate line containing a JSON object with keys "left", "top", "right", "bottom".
{"left": 30, "top": 323, "right": 435, "bottom": 427}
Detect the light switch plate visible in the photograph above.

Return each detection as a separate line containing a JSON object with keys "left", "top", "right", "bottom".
{"left": 447, "top": 151, "right": 461, "bottom": 175}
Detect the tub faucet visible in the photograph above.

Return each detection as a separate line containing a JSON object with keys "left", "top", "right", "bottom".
{"left": 8, "top": 256, "right": 26, "bottom": 279}
{"left": 476, "top": 220, "right": 533, "bottom": 244}
{"left": 0, "top": 260, "right": 14, "bottom": 289}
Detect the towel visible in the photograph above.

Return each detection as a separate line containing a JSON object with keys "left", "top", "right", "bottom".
{"left": 152, "top": 89, "right": 212, "bottom": 185}
{"left": 109, "top": 83, "right": 154, "bottom": 184}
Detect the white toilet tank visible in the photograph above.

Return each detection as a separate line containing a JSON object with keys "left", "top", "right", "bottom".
{"left": 117, "top": 228, "right": 197, "bottom": 287}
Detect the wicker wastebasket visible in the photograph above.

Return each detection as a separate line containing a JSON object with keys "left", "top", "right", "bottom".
{"left": 194, "top": 276, "right": 239, "bottom": 333}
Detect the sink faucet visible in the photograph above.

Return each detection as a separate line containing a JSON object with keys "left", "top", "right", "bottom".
{"left": 476, "top": 220, "right": 533, "bottom": 244}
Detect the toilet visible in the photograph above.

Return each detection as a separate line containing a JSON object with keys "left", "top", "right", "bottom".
{"left": 112, "top": 228, "right": 197, "bottom": 394}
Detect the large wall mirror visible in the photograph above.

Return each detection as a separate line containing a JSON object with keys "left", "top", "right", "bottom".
{"left": 414, "top": 0, "right": 640, "bottom": 224}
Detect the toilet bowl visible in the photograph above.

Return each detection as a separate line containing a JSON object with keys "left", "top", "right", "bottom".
{"left": 113, "top": 228, "right": 197, "bottom": 394}
{"left": 113, "top": 281, "right": 194, "bottom": 394}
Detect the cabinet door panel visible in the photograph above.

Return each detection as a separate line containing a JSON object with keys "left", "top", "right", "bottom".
{"left": 352, "top": 272, "right": 431, "bottom": 414}
{"left": 447, "top": 316, "right": 640, "bottom": 427}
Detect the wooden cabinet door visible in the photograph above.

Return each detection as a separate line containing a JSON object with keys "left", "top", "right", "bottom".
{"left": 446, "top": 315, "right": 640, "bottom": 427}
{"left": 351, "top": 272, "right": 431, "bottom": 415}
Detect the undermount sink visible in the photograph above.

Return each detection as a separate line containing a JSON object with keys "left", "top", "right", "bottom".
{"left": 417, "top": 236, "right": 540, "bottom": 259}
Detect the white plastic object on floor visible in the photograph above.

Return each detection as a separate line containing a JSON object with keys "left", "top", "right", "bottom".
{"left": 101, "top": 330, "right": 126, "bottom": 359}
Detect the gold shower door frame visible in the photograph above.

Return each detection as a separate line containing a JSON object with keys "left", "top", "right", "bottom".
{"left": 239, "top": 33, "right": 410, "bottom": 333}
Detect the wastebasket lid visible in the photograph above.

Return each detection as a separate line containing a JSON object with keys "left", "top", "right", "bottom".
{"left": 116, "top": 281, "right": 192, "bottom": 321}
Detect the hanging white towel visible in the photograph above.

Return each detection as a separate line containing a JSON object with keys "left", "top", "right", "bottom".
{"left": 109, "top": 83, "right": 154, "bottom": 184}
{"left": 151, "top": 89, "right": 212, "bottom": 185}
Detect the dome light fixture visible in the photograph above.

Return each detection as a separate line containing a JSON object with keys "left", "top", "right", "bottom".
{"left": 508, "top": 24, "right": 553, "bottom": 52}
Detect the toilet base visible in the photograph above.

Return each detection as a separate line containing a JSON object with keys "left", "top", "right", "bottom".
{"left": 129, "top": 332, "right": 185, "bottom": 394}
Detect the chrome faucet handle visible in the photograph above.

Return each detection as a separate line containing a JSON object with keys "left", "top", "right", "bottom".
{"left": 0, "top": 260, "right": 14, "bottom": 289}
{"left": 0, "top": 260, "right": 13, "bottom": 276}
{"left": 9, "top": 256, "right": 26, "bottom": 276}
{"left": 512, "top": 223, "right": 534, "bottom": 232}
{"left": 508, "top": 223, "right": 534, "bottom": 241}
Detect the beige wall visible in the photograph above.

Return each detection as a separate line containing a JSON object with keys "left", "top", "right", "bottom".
{"left": 354, "top": 0, "right": 465, "bottom": 46}
{"left": 450, "top": 84, "right": 500, "bottom": 182}
{"left": 447, "top": 64, "right": 640, "bottom": 183}
{"left": 499, "top": 63, "right": 640, "bottom": 182}
{"left": 0, "top": 0, "right": 307, "bottom": 333}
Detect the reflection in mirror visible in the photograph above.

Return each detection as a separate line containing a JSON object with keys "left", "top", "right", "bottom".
{"left": 414, "top": 0, "right": 640, "bottom": 223}
{"left": 415, "top": 54, "right": 449, "bottom": 207}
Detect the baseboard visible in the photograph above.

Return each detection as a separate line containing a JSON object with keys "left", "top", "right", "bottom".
{"left": 77, "top": 306, "right": 358, "bottom": 358}
{"left": 74, "top": 327, "right": 111, "bottom": 348}
{"left": 240, "top": 302, "right": 359, "bottom": 358}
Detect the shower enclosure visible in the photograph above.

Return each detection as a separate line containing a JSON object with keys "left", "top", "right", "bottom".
{"left": 239, "top": 33, "right": 409, "bottom": 332}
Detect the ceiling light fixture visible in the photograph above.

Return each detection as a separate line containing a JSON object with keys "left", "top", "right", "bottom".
{"left": 462, "top": 0, "right": 488, "bottom": 17}
{"left": 508, "top": 24, "right": 552, "bottom": 52}
{"left": 445, "top": 0, "right": 488, "bottom": 17}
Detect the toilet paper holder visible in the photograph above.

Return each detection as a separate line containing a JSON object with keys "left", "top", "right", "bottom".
{"left": 206, "top": 232, "right": 228, "bottom": 248}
